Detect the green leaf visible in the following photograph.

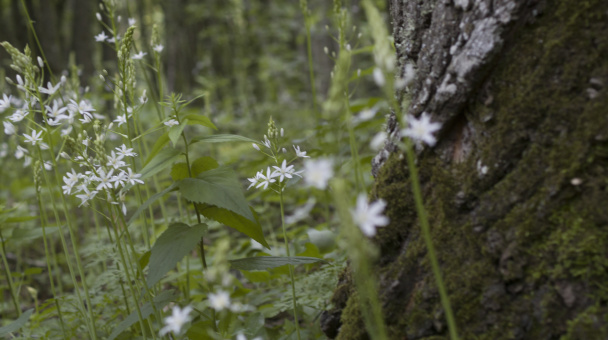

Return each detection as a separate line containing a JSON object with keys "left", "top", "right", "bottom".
{"left": 186, "top": 321, "right": 215, "bottom": 339}
{"left": 230, "top": 256, "right": 324, "bottom": 271}
{"left": 189, "top": 134, "right": 259, "bottom": 145}
{"left": 168, "top": 119, "right": 188, "bottom": 146}
{"left": 144, "top": 131, "right": 170, "bottom": 165}
{"left": 107, "top": 290, "right": 179, "bottom": 340}
{"left": 4, "top": 216, "right": 38, "bottom": 223}
{"left": 138, "top": 251, "right": 151, "bottom": 278}
{"left": 178, "top": 166, "right": 254, "bottom": 222}
{"left": 171, "top": 163, "right": 190, "bottom": 181}
{"left": 198, "top": 204, "right": 269, "bottom": 249}
{"left": 147, "top": 222, "right": 208, "bottom": 288}
{"left": 10, "top": 226, "right": 58, "bottom": 243}
{"left": 139, "top": 148, "right": 182, "bottom": 180}
{"left": 0, "top": 309, "right": 34, "bottom": 336}
{"left": 127, "top": 182, "right": 178, "bottom": 225}
{"left": 184, "top": 113, "right": 217, "bottom": 130}
{"left": 191, "top": 156, "right": 219, "bottom": 177}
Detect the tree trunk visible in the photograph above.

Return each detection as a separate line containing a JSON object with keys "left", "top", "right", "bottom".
{"left": 322, "top": 0, "right": 608, "bottom": 339}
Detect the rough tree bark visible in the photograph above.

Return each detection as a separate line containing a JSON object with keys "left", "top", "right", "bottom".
{"left": 322, "top": 0, "right": 608, "bottom": 339}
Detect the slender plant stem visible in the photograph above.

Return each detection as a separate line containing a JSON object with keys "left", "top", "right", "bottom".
{"left": 403, "top": 139, "right": 459, "bottom": 340}
{"left": 279, "top": 190, "right": 301, "bottom": 340}
{"left": 0, "top": 229, "right": 20, "bottom": 316}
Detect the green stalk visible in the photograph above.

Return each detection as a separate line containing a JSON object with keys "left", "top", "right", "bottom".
{"left": 0, "top": 229, "right": 20, "bottom": 316}
{"left": 403, "top": 139, "right": 459, "bottom": 340}
{"left": 279, "top": 190, "right": 301, "bottom": 340}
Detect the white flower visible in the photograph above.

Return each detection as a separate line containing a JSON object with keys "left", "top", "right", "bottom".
{"left": 62, "top": 169, "right": 79, "bottom": 195}
{"left": 208, "top": 290, "right": 231, "bottom": 311}
{"left": 39, "top": 82, "right": 60, "bottom": 96}
{"left": 351, "top": 193, "right": 389, "bottom": 237}
{"left": 94, "top": 31, "right": 109, "bottom": 42}
{"left": 370, "top": 131, "right": 387, "bottom": 151}
{"left": 23, "top": 129, "right": 43, "bottom": 146}
{"left": 255, "top": 167, "right": 277, "bottom": 190}
{"left": 262, "top": 136, "right": 271, "bottom": 148}
{"left": 128, "top": 17, "right": 136, "bottom": 26}
{"left": 373, "top": 67, "right": 385, "bottom": 86}
{"left": 76, "top": 188, "right": 97, "bottom": 207}
{"left": 293, "top": 145, "right": 310, "bottom": 158}
{"left": 246, "top": 171, "right": 262, "bottom": 190}
{"left": 153, "top": 44, "right": 164, "bottom": 53}
{"left": 69, "top": 99, "right": 95, "bottom": 122}
{"left": 132, "top": 51, "right": 147, "bottom": 60}
{"left": 114, "top": 114, "right": 127, "bottom": 127}
{"left": 159, "top": 305, "right": 192, "bottom": 336}
{"left": 94, "top": 168, "right": 115, "bottom": 191}
{"left": 107, "top": 34, "right": 120, "bottom": 43}
{"left": 3, "top": 121, "right": 15, "bottom": 135}
{"left": 106, "top": 151, "right": 126, "bottom": 169}
{"left": 139, "top": 90, "right": 148, "bottom": 104}
{"left": 252, "top": 143, "right": 260, "bottom": 151}
{"left": 272, "top": 159, "right": 299, "bottom": 182}
{"left": 164, "top": 119, "right": 179, "bottom": 127}
{"left": 401, "top": 113, "right": 442, "bottom": 146}
{"left": 44, "top": 161, "right": 52, "bottom": 171}
{"left": 123, "top": 168, "right": 144, "bottom": 186}
{"left": 45, "top": 100, "right": 68, "bottom": 118}
{"left": 9, "top": 108, "right": 28, "bottom": 122}
{"left": 285, "top": 198, "right": 316, "bottom": 225}
{"left": 15, "top": 145, "right": 28, "bottom": 159}
{"left": 0, "top": 143, "right": 8, "bottom": 158}
{"left": 115, "top": 144, "right": 137, "bottom": 157}
{"left": 303, "top": 158, "right": 333, "bottom": 190}
{"left": 0, "top": 94, "right": 12, "bottom": 111}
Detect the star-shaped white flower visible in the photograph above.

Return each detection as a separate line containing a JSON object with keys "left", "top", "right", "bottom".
{"left": 303, "top": 158, "right": 333, "bottom": 190}
{"left": 106, "top": 151, "right": 126, "bottom": 169}
{"left": 115, "top": 144, "right": 137, "bottom": 157}
{"left": 62, "top": 169, "right": 79, "bottom": 195}
{"left": 164, "top": 119, "right": 179, "bottom": 127}
{"left": 351, "top": 193, "right": 389, "bottom": 237}
{"left": 114, "top": 114, "right": 127, "bottom": 127}
{"left": 132, "top": 51, "right": 147, "bottom": 60}
{"left": 255, "top": 167, "right": 277, "bottom": 190}
{"left": 159, "top": 305, "right": 192, "bottom": 336}
{"left": 39, "top": 82, "right": 60, "bottom": 96}
{"left": 401, "top": 113, "right": 442, "bottom": 146}
{"left": 293, "top": 145, "right": 310, "bottom": 158}
{"left": 0, "top": 94, "right": 13, "bottom": 111}
{"left": 153, "top": 44, "right": 164, "bottom": 53}
{"left": 3, "top": 121, "right": 15, "bottom": 135}
{"left": 94, "top": 31, "right": 109, "bottom": 42}
{"left": 208, "top": 290, "right": 231, "bottom": 311}
{"left": 272, "top": 159, "right": 299, "bottom": 182}
{"left": 94, "top": 168, "right": 115, "bottom": 191}
{"left": 76, "top": 188, "right": 97, "bottom": 207}
{"left": 123, "top": 168, "right": 144, "bottom": 186}
{"left": 23, "top": 129, "right": 43, "bottom": 146}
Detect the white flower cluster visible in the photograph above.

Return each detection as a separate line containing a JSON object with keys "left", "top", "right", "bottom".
{"left": 247, "top": 159, "right": 303, "bottom": 190}
{"left": 62, "top": 144, "right": 143, "bottom": 211}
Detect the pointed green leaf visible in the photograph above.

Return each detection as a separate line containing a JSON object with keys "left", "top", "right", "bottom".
{"left": 191, "top": 156, "right": 219, "bottom": 177}
{"left": 184, "top": 113, "right": 217, "bottom": 130}
{"left": 168, "top": 119, "right": 188, "bottom": 146}
{"left": 147, "top": 222, "right": 208, "bottom": 288}
{"left": 198, "top": 204, "right": 269, "bottom": 249}
{"left": 127, "top": 182, "right": 178, "bottom": 225}
{"left": 107, "top": 290, "right": 179, "bottom": 340}
{"left": 171, "top": 163, "right": 190, "bottom": 181}
{"left": 229, "top": 256, "right": 325, "bottom": 271}
{"left": 144, "top": 131, "right": 170, "bottom": 165}
{"left": 189, "top": 134, "right": 260, "bottom": 145}
{"left": 139, "top": 148, "right": 182, "bottom": 180}
{"left": 178, "top": 166, "right": 254, "bottom": 222}
{"left": 0, "top": 309, "right": 34, "bottom": 336}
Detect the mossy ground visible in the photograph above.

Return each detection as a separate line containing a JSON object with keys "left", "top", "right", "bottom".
{"left": 332, "top": 0, "right": 608, "bottom": 338}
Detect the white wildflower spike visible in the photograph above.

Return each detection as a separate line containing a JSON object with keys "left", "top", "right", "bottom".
{"left": 159, "top": 305, "right": 192, "bottom": 336}
{"left": 351, "top": 193, "right": 389, "bottom": 237}
{"left": 293, "top": 145, "right": 310, "bottom": 158}
{"left": 303, "top": 158, "right": 333, "bottom": 190}
{"left": 208, "top": 290, "right": 231, "bottom": 311}
{"left": 401, "top": 113, "right": 442, "bottom": 146}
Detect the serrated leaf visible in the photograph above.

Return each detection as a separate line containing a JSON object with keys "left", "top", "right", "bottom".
{"left": 127, "top": 182, "right": 178, "bottom": 225}
{"left": 184, "top": 114, "right": 217, "bottom": 130}
{"left": 189, "top": 134, "right": 259, "bottom": 145}
{"left": 171, "top": 163, "right": 190, "bottom": 181}
{"left": 147, "top": 222, "right": 208, "bottom": 288}
{"left": 139, "top": 148, "right": 182, "bottom": 180}
{"left": 107, "top": 290, "right": 179, "bottom": 340}
{"left": 178, "top": 166, "right": 254, "bottom": 222}
{"left": 168, "top": 119, "right": 188, "bottom": 146}
{"left": 191, "top": 156, "right": 219, "bottom": 177}
{"left": 144, "top": 131, "right": 170, "bottom": 165}
{"left": 229, "top": 256, "right": 324, "bottom": 271}
{"left": 198, "top": 204, "right": 269, "bottom": 249}
{"left": 0, "top": 309, "right": 34, "bottom": 336}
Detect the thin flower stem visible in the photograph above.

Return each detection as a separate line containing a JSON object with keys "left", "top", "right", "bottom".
{"left": 304, "top": 17, "right": 318, "bottom": 117}
{"left": 403, "top": 139, "right": 459, "bottom": 340}
{"left": 0, "top": 229, "right": 20, "bottom": 316}
{"left": 279, "top": 190, "right": 301, "bottom": 340}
